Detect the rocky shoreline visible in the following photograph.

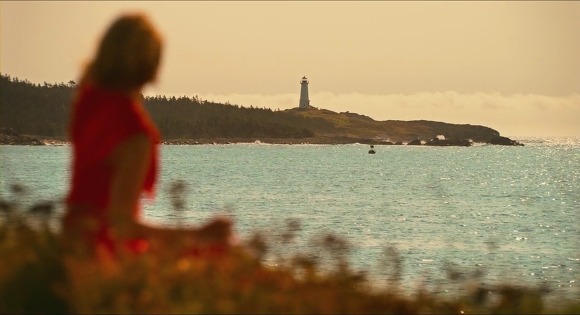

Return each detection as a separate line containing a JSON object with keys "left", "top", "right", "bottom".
{"left": 1, "top": 128, "right": 44, "bottom": 145}
{"left": 163, "top": 135, "right": 523, "bottom": 146}
{"left": 1, "top": 136, "right": 525, "bottom": 147}
{"left": 0, "top": 128, "right": 66, "bottom": 146}
{"left": 403, "top": 135, "right": 523, "bottom": 147}
{"left": 1, "top": 128, "right": 523, "bottom": 147}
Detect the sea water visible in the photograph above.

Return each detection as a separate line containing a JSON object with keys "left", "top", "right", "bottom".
{"left": 1, "top": 138, "right": 578, "bottom": 302}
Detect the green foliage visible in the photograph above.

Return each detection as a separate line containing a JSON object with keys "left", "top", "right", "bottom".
{"left": 0, "top": 74, "right": 320, "bottom": 140}
{"left": 1, "top": 185, "right": 578, "bottom": 314}
{"left": 0, "top": 185, "right": 68, "bottom": 313}
{"left": 144, "top": 96, "right": 318, "bottom": 140}
{"left": 0, "top": 74, "right": 74, "bottom": 138}
{"left": 1, "top": 73, "right": 505, "bottom": 143}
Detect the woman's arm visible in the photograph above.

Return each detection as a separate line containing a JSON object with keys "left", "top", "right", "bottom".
{"left": 107, "top": 133, "right": 233, "bottom": 246}
{"left": 107, "top": 133, "right": 152, "bottom": 239}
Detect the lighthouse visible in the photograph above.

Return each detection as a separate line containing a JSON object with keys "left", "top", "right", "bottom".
{"left": 298, "top": 76, "right": 310, "bottom": 108}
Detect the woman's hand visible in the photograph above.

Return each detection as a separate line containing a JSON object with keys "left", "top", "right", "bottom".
{"left": 195, "top": 216, "right": 233, "bottom": 245}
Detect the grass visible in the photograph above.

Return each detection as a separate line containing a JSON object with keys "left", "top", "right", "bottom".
{"left": 1, "top": 183, "right": 578, "bottom": 314}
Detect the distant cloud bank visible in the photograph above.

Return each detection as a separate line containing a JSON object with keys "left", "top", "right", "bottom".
{"left": 168, "top": 91, "right": 580, "bottom": 138}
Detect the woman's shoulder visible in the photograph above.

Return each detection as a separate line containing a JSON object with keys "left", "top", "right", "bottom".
{"left": 74, "top": 82, "right": 158, "bottom": 141}
{"left": 80, "top": 82, "right": 133, "bottom": 105}
{"left": 79, "top": 84, "right": 146, "bottom": 120}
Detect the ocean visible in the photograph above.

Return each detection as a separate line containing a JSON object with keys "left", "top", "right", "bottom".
{"left": 1, "top": 137, "right": 578, "bottom": 302}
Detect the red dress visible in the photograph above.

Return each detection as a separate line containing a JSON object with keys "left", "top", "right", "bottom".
{"left": 65, "top": 82, "right": 160, "bottom": 254}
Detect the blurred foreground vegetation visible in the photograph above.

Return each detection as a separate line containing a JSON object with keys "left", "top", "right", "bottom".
{"left": 1, "top": 184, "right": 578, "bottom": 314}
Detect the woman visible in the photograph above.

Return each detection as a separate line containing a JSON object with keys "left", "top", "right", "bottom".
{"left": 64, "top": 13, "right": 232, "bottom": 258}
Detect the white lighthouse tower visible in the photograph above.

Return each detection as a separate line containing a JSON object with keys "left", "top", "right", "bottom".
{"left": 298, "top": 76, "right": 310, "bottom": 108}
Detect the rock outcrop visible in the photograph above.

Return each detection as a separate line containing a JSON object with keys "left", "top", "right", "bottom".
{"left": 0, "top": 128, "right": 44, "bottom": 145}
{"left": 487, "top": 136, "right": 524, "bottom": 146}
{"left": 425, "top": 138, "right": 473, "bottom": 147}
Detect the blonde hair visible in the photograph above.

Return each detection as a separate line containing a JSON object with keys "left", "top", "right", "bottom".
{"left": 85, "top": 13, "right": 163, "bottom": 90}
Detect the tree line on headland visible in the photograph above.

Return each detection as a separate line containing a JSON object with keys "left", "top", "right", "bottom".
{"left": 0, "top": 74, "right": 315, "bottom": 142}
{"left": 0, "top": 74, "right": 521, "bottom": 145}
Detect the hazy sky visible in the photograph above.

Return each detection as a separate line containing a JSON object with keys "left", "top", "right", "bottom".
{"left": 1, "top": 1, "right": 579, "bottom": 137}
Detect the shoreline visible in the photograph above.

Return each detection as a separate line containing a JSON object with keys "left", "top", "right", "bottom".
{"left": 1, "top": 133, "right": 526, "bottom": 146}
{"left": 162, "top": 136, "right": 399, "bottom": 145}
